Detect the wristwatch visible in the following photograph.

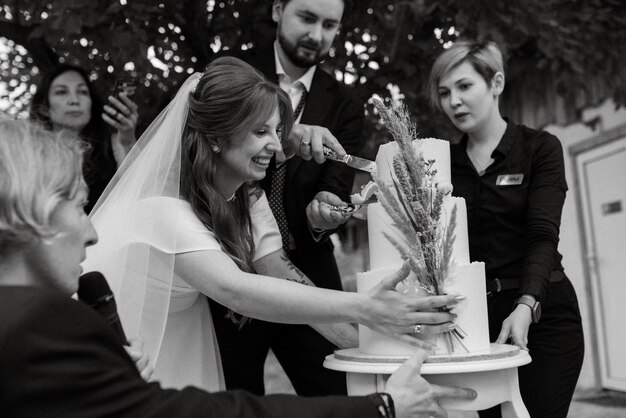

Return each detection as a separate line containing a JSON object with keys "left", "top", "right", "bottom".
{"left": 515, "top": 295, "right": 541, "bottom": 323}
{"left": 367, "top": 393, "right": 395, "bottom": 418}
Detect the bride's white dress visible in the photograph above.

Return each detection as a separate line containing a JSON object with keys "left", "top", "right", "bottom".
{"left": 80, "top": 73, "right": 286, "bottom": 393}
{"left": 85, "top": 191, "right": 281, "bottom": 392}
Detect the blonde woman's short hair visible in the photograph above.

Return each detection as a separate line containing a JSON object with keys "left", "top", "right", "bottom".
{"left": 428, "top": 40, "right": 505, "bottom": 111}
{"left": 0, "top": 118, "right": 85, "bottom": 254}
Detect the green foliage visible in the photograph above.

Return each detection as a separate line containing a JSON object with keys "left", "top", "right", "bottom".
{"left": 1, "top": 0, "right": 625, "bottom": 139}
{"left": 0, "top": 0, "right": 274, "bottom": 130}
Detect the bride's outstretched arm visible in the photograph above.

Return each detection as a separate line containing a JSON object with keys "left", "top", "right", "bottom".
{"left": 175, "top": 249, "right": 460, "bottom": 348}
{"left": 253, "top": 250, "right": 358, "bottom": 349}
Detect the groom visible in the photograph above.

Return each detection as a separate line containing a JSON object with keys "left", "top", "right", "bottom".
{"left": 209, "top": 0, "right": 364, "bottom": 396}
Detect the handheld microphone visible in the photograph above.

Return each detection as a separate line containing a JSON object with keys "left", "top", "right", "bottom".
{"left": 77, "top": 271, "right": 129, "bottom": 346}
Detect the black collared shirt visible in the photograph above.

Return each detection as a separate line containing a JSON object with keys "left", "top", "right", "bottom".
{"left": 451, "top": 122, "right": 568, "bottom": 303}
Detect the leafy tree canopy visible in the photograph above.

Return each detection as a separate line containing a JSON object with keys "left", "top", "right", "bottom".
{"left": 2, "top": 0, "right": 625, "bottom": 151}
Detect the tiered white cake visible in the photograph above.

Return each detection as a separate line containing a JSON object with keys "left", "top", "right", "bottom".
{"left": 357, "top": 139, "right": 490, "bottom": 356}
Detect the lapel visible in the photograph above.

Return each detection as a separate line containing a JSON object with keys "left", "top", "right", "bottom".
{"left": 287, "top": 69, "right": 334, "bottom": 182}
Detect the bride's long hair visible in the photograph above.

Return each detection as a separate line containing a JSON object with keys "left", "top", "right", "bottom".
{"left": 180, "top": 57, "right": 293, "bottom": 272}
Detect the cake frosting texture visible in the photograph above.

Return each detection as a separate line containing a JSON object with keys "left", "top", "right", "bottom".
{"left": 358, "top": 139, "right": 489, "bottom": 355}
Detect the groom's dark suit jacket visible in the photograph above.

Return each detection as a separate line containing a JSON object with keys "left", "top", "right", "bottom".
{"left": 0, "top": 286, "right": 379, "bottom": 418}
{"left": 237, "top": 44, "right": 365, "bottom": 290}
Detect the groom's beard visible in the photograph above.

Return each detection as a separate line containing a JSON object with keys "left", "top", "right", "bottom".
{"left": 277, "top": 25, "right": 329, "bottom": 69}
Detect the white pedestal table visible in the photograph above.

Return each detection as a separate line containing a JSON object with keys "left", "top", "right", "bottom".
{"left": 324, "top": 344, "right": 531, "bottom": 418}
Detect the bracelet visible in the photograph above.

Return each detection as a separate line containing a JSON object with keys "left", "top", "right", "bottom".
{"left": 367, "top": 393, "right": 395, "bottom": 418}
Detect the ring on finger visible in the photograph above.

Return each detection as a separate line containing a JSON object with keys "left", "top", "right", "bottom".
{"left": 301, "top": 141, "right": 310, "bottom": 147}
{"left": 413, "top": 324, "right": 422, "bottom": 334}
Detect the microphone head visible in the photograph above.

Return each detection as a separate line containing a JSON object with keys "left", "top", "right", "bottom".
{"left": 77, "top": 271, "right": 128, "bottom": 345}
{"left": 77, "top": 271, "right": 112, "bottom": 305}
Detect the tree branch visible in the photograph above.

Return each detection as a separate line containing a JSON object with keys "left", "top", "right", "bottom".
{"left": 388, "top": 3, "right": 407, "bottom": 62}
{"left": 0, "top": 19, "right": 58, "bottom": 69}
{"left": 180, "top": 0, "right": 211, "bottom": 70}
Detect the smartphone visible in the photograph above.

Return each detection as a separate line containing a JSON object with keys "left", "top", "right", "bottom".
{"left": 112, "top": 76, "right": 138, "bottom": 99}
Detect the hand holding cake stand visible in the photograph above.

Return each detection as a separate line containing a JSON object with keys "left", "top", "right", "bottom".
{"left": 328, "top": 262, "right": 531, "bottom": 417}
{"left": 324, "top": 344, "right": 531, "bottom": 417}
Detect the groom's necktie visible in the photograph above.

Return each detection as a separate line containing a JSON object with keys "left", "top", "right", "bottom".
{"left": 269, "top": 88, "right": 307, "bottom": 252}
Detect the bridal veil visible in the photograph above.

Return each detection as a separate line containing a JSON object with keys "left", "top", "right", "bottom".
{"left": 82, "top": 73, "right": 224, "bottom": 389}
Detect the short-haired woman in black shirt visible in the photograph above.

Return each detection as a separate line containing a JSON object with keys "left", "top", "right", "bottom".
{"left": 429, "top": 41, "right": 584, "bottom": 418}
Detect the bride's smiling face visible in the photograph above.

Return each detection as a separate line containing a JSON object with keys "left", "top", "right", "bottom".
{"left": 215, "top": 107, "right": 283, "bottom": 197}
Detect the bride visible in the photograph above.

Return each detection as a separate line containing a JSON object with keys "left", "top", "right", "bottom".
{"left": 83, "top": 57, "right": 460, "bottom": 391}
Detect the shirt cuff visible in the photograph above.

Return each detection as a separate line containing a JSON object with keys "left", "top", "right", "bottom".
{"left": 307, "top": 220, "right": 332, "bottom": 243}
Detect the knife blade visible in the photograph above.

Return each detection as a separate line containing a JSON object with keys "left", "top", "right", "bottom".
{"left": 323, "top": 146, "right": 377, "bottom": 174}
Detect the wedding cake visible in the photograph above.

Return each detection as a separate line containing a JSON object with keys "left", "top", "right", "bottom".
{"left": 354, "top": 104, "right": 489, "bottom": 357}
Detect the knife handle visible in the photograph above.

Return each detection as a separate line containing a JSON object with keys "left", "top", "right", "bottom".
{"left": 322, "top": 146, "right": 349, "bottom": 163}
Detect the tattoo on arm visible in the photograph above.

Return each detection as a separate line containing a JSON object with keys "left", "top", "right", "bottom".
{"left": 279, "top": 253, "right": 309, "bottom": 284}
{"left": 285, "top": 276, "right": 309, "bottom": 285}
{"left": 253, "top": 251, "right": 315, "bottom": 286}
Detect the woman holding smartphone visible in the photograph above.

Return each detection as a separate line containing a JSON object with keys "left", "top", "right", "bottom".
{"left": 30, "top": 64, "right": 139, "bottom": 212}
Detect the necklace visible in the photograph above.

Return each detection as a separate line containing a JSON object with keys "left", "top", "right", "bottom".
{"left": 467, "top": 152, "right": 494, "bottom": 176}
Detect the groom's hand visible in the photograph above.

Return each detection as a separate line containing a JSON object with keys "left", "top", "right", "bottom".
{"left": 281, "top": 124, "right": 346, "bottom": 163}
{"left": 306, "top": 191, "right": 351, "bottom": 232}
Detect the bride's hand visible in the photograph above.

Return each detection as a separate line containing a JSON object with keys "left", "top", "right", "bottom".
{"left": 362, "top": 264, "right": 463, "bottom": 350}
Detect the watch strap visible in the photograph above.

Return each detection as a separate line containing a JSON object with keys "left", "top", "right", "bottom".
{"left": 515, "top": 295, "right": 540, "bottom": 323}
{"left": 367, "top": 393, "right": 395, "bottom": 418}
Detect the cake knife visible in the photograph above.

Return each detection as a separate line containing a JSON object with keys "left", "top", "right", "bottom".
{"left": 323, "top": 146, "right": 377, "bottom": 174}
{"left": 328, "top": 197, "right": 378, "bottom": 215}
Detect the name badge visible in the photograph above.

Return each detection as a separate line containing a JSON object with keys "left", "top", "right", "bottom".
{"left": 496, "top": 174, "right": 524, "bottom": 186}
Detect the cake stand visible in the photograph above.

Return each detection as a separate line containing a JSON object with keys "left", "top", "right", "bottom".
{"left": 324, "top": 343, "right": 531, "bottom": 418}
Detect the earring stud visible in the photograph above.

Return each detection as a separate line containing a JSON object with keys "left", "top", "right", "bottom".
{"left": 211, "top": 145, "right": 220, "bottom": 153}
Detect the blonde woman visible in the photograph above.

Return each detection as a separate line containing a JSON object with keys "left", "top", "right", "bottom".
{"left": 429, "top": 41, "right": 584, "bottom": 418}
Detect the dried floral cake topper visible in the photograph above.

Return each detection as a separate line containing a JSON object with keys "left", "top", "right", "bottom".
{"left": 371, "top": 97, "right": 468, "bottom": 353}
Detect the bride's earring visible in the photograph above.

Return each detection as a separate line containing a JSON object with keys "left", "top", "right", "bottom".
{"left": 211, "top": 144, "right": 221, "bottom": 153}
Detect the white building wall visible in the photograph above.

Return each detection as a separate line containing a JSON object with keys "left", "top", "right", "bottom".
{"left": 544, "top": 99, "right": 626, "bottom": 389}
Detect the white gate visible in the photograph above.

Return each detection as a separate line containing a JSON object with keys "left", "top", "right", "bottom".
{"left": 576, "top": 132, "right": 626, "bottom": 392}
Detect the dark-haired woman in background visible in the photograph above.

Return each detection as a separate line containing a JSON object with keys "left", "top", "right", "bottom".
{"left": 30, "top": 64, "right": 139, "bottom": 212}
{"left": 429, "top": 41, "right": 584, "bottom": 418}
